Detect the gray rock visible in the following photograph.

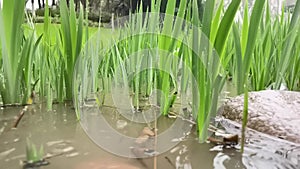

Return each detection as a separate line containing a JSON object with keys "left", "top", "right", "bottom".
{"left": 221, "top": 90, "right": 300, "bottom": 144}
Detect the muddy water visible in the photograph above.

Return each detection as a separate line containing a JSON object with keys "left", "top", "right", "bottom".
{"left": 0, "top": 101, "right": 299, "bottom": 169}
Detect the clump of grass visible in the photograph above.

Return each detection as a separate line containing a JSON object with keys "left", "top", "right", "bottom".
{"left": 0, "top": 0, "right": 42, "bottom": 105}
{"left": 226, "top": 0, "right": 300, "bottom": 151}
{"left": 189, "top": 0, "right": 241, "bottom": 142}
{"left": 59, "top": 0, "right": 84, "bottom": 101}
{"left": 81, "top": 0, "right": 229, "bottom": 143}
{"left": 25, "top": 138, "right": 44, "bottom": 163}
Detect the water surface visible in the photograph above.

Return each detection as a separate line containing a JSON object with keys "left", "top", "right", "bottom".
{"left": 0, "top": 102, "right": 299, "bottom": 169}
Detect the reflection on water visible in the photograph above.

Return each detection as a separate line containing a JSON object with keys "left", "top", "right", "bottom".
{"left": 0, "top": 102, "right": 299, "bottom": 169}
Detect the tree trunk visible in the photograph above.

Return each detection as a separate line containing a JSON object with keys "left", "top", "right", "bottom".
{"left": 31, "top": 0, "right": 36, "bottom": 17}
{"left": 38, "top": 0, "right": 42, "bottom": 8}
{"left": 82, "top": 0, "right": 86, "bottom": 10}
{"left": 106, "top": 0, "right": 110, "bottom": 9}
{"left": 75, "top": 0, "right": 87, "bottom": 12}
{"left": 75, "top": 0, "right": 79, "bottom": 11}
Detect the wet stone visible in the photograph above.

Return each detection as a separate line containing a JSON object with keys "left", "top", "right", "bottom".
{"left": 221, "top": 90, "right": 300, "bottom": 144}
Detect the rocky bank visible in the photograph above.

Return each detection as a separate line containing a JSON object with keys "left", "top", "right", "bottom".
{"left": 221, "top": 90, "right": 300, "bottom": 144}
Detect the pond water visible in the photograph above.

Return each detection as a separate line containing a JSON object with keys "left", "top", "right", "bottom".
{"left": 0, "top": 97, "right": 299, "bottom": 169}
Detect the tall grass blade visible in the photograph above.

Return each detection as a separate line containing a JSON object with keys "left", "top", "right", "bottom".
{"left": 240, "top": 0, "right": 265, "bottom": 152}
{"left": 159, "top": 0, "right": 176, "bottom": 115}
{"left": 202, "top": 0, "right": 215, "bottom": 38}
{"left": 214, "top": 0, "right": 241, "bottom": 57}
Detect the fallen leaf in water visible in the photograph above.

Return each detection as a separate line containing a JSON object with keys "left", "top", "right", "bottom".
{"left": 207, "top": 134, "right": 239, "bottom": 146}
{"left": 223, "top": 134, "right": 238, "bottom": 145}
{"left": 207, "top": 137, "right": 223, "bottom": 145}
{"left": 142, "top": 127, "right": 155, "bottom": 136}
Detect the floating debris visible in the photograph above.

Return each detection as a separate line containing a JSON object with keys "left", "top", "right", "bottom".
{"left": 207, "top": 122, "right": 239, "bottom": 146}
{"left": 223, "top": 135, "right": 239, "bottom": 145}
{"left": 22, "top": 159, "right": 49, "bottom": 169}
{"left": 207, "top": 134, "right": 239, "bottom": 146}
{"left": 142, "top": 127, "right": 155, "bottom": 136}
{"left": 44, "top": 152, "right": 64, "bottom": 159}
{"left": 12, "top": 106, "right": 27, "bottom": 128}
{"left": 165, "top": 156, "right": 176, "bottom": 168}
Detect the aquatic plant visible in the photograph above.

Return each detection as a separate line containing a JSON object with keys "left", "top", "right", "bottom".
{"left": 59, "top": 0, "right": 84, "bottom": 101}
{"left": 230, "top": 0, "right": 266, "bottom": 152}
{"left": 191, "top": 0, "right": 242, "bottom": 142}
{"left": 38, "top": 0, "right": 54, "bottom": 110}
{"left": 228, "top": 0, "right": 300, "bottom": 151}
{"left": 274, "top": 0, "right": 300, "bottom": 90}
{"left": 26, "top": 138, "right": 44, "bottom": 163}
{"left": 0, "top": 0, "right": 42, "bottom": 104}
{"left": 79, "top": 0, "right": 239, "bottom": 143}
{"left": 229, "top": 0, "right": 300, "bottom": 93}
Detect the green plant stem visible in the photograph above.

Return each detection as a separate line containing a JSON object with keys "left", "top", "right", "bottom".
{"left": 241, "top": 83, "right": 248, "bottom": 153}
